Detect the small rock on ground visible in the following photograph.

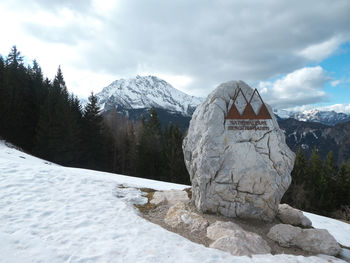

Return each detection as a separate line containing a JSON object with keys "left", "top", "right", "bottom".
{"left": 277, "top": 204, "right": 312, "bottom": 227}
{"left": 151, "top": 190, "right": 189, "bottom": 206}
{"left": 209, "top": 230, "right": 271, "bottom": 256}
{"left": 206, "top": 220, "right": 243, "bottom": 240}
{"left": 164, "top": 202, "right": 209, "bottom": 232}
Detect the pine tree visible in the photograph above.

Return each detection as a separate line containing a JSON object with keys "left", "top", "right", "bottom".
{"left": 321, "top": 151, "right": 338, "bottom": 210}
{"left": 282, "top": 147, "right": 308, "bottom": 208}
{"left": 2, "top": 46, "right": 36, "bottom": 150}
{"left": 35, "top": 67, "right": 82, "bottom": 164}
{"left": 136, "top": 108, "right": 163, "bottom": 179}
{"left": 5, "top": 46, "right": 23, "bottom": 67}
{"left": 162, "top": 123, "right": 190, "bottom": 184}
{"left": 81, "top": 92, "right": 106, "bottom": 169}
{"left": 335, "top": 159, "right": 350, "bottom": 206}
{"left": 0, "top": 56, "right": 5, "bottom": 135}
{"left": 307, "top": 147, "right": 325, "bottom": 211}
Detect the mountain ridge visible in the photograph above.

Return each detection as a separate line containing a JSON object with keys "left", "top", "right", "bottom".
{"left": 274, "top": 109, "right": 350, "bottom": 126}
{"left": 96, "top": 75, "right": 204, "bottom": 117}
{"left": 95, "top": 76, "right": 349, "bottom": 127}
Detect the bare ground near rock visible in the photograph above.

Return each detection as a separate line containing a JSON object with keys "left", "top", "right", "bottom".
{"left": 136, "top": 188, "right": 316, "bottom": 257}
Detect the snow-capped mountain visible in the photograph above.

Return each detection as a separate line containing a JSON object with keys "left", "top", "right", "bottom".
{"left": 96, "top": 75, "right": 203, "bottom": 116}
{"left": 274, "top": 109, "right": 350, "bottom": 126}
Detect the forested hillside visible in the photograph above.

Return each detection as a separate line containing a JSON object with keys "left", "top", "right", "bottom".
{"left": 0, "top": 46, "right": 189, "bottom": 184}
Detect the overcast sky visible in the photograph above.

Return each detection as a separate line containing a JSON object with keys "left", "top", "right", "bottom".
{"left": 1, "top": 0, "right": 350, "bottom": 111}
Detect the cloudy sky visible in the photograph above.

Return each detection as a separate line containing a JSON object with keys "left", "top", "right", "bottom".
{"left": 1, "top": 0, "right": 350, "bottom": 111}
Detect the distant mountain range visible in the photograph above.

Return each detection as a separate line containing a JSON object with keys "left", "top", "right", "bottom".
{"left": 274, "top": 109, "right": 350, "bottom": 126}
{"left": 94, "top": 76, "right": 350, "bottom": 164}
{"left": 96, "top": 75, "right": 350, "bottom": 126}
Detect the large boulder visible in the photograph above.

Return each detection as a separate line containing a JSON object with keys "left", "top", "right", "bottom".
{"left": 183, "top": 81, "right": 295, "bottom": 221}
{"left": 277, "top": 204, "right": 312, "bottom": 227}
{"left": 209, "top": 230, "right": 271, "bottom": 256}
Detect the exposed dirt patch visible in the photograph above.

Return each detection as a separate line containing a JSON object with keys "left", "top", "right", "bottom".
{"left": 184, "top": 187, "right": 192, "bottom": 199}
{"left": 134, "top": 188, "right": 156, "bottom": 213}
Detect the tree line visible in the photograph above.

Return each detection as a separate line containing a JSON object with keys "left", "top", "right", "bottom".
{"left": 283, "top": 147, "right": 350, "bottom": 219}
{"left": 0, "top": 46, "right": 189, "bottom": 184}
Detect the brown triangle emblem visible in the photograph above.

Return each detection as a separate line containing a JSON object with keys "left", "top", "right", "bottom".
{"left": 256, "top": 103, "right": 272, "bottom": 119}
{"left": 226, "top": 88, "right": 272, "bottom": 120}
{"left": 240, "top": 103, "right": 256, "bottom": 119}
{"left": 226, "top": 103, "right": 241, "bottom": 119}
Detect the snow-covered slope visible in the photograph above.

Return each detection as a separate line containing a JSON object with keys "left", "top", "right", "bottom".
{"left": 274, "top": 109, "right": 350, "bottom": 126}
{"left": 0, "top": 141, "right": 348, "bottom": 263}
{"left": 96, "top": 75, "right": 204, "bottom": 116}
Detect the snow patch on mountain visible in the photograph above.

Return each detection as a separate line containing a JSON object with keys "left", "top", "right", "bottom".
{"left": 274, "top": 108, "right": 350, "bottom": 126}
{"left": 96, "top": 75, "right": 204, "bottom": 116}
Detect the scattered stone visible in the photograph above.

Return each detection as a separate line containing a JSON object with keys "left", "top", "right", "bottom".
{"left": 267, "top": 224, "right": 301, "bottom": 247}
{"left": 181, "top": 212, "right": 209, "bottom": 232}
{"left": 164, "top": 202, "right": 209, "bottom": 232}
{"left": 295, "top": 229, "right": 341, "bottom": 256}
{"left": 277, "top": 204, "right": 312, "bottom": 227}
{"left": 164, "top": 202, "right": 186, "bottom": 228}
{"left": 206, "top": 220, "right": 243, "bottom": 240}
{"left": 267, "top": 224, "right": 341, "bottom": 256}
{"left": 209, "top": 230, "right": 271, "bottom": 256}
{"left": 183, "top": 80, "right": 295, "bottom": 221}
{"left": 150, "top": 191, "right": 167, "bottom": 206}
{"left": 150, "top": 190, "right": 189, "bottom": 206}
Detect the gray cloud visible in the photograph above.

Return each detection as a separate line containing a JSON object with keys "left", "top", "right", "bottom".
{"left": 259, "top": 66, "right": 330, "bottom": 109}
{"left": 23, "top": 23, "right": 93, "bottom": 45}
{"left": 7, "top": 0, "right": 350, "bottom": 106}
{"left": 25, "top": 0, "right": 93, "bottom": 13}
{"left": 81, "top": 1, "right": 350, "bottom": 94}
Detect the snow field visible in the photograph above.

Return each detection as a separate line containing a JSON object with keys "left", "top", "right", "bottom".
{"left": 0, "top": 141, "right": 347, "bottom": 262}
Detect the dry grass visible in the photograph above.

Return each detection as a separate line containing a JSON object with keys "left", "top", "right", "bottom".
{"left": 134, "top": 188, "right": 157, "bottom": 213}
{"left": 184, "top": 187, "right": 192, "bottom": 199}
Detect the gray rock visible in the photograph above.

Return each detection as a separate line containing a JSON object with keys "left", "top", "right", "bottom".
{"left": 277, "top": 204, "right": 312, "bottom": 227}
{"left": 164, "top": 202, "right": 209, "bottom": 232}
{"left": 164, "top": 202, "right": 186, "bottom": 228}
{"left": 209, "top": 230, "right": 271, "bottom": 256}
{"left": 181, "top": 212, "right": 209, "bottom": 232}
{"left": 206, "top": 220, "right": 243, "bottom": 240}
{"left": 295, "top": 229, "right": 341, "bottom": 256}
{"left": 151, "top": 190, "right": 189, "bottom": 206}
{"left": 183, "top": 80, "right": 295, "bottom": 221}
{"left": 339, "top": 248, "right": 350, "bottom": 262}
{"left": 267, "top": 224, "right": 341, "bottom": 256}
{"left": 267, "top": 224, "right": 302, "bottom": 247}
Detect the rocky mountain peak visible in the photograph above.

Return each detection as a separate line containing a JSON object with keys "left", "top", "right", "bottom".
{"left": 96, "top": 75, "right": 203, "bottom": 116}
